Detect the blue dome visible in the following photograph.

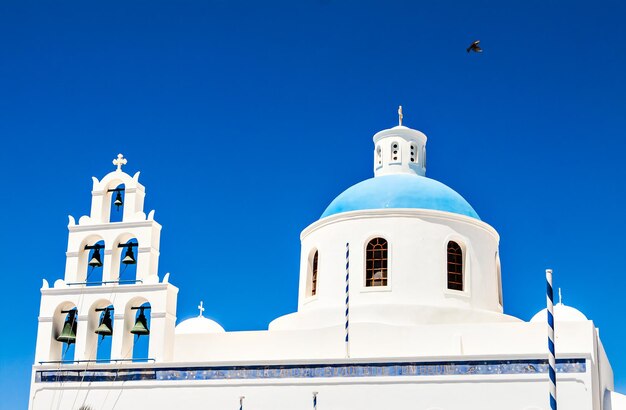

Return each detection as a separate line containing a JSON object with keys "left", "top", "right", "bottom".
{"left": 321, "top": 174, "right": 480, "bottom": 220}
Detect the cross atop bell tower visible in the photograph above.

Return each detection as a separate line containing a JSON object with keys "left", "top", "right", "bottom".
{"left": 113, "top": 153, "right": 127, "bottom": 171}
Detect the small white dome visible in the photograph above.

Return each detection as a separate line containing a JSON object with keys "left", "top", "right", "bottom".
{"left": 175, "top": 315, "right": 225, "bottom": 334}
{"left": 530, "top": 303, "right": 588, "bottom": 323}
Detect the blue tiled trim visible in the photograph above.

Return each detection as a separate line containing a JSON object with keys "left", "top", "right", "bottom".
{"left": 36, "top": 358, "right": 586, "bottom": 383}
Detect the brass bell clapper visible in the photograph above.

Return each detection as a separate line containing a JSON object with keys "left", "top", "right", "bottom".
{"left": 130, "top": 306, "right": 150, "bottom": 338}
{"left": 56, "top": 308, "right": 78, "bottom": 348}
{"left": 94, "top": 307, "right": 114, "bottom": 340}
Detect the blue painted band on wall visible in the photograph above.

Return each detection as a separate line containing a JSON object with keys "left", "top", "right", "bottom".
{"left": 37, "top": 358, "right": 585, "bottom": 383}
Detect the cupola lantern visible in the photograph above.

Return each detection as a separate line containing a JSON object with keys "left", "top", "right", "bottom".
{"left": 373, "top": 107, "right": 427, "bottom": 177}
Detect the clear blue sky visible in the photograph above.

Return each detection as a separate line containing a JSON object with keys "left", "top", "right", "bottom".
{"left": 1, "top": 1, "right": 625, "bottom": 408}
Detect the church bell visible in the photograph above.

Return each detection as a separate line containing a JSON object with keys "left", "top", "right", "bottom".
{"left": 114, "top": 191, "right": 123, "bottom": 210}
{"left": 56, "top": 310, "right": 77, "bottom": 345}
{"left": 94, "top": 308, "right": 113, "bottom": 338}
{"left": 130, "top": 308, "right": 150, "bottom": 337}
{"left": 88, "top": 247, "right": 103, "bottom": 268}
{"left": 122, "top": 246, "right": 136, "bottom": 265}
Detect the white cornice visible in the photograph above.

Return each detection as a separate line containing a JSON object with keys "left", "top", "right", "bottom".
{"left": 69, "top": 220, "right": 162, "bottom": 233}
{"left": 41, "top": 283, "right": 174, "bottom": 296}
{"left": 300, "top": 209, "right": 499, "bottom": 240}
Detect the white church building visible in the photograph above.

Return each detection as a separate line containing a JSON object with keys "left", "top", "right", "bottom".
{"left": 29, "top": 115, "right": 626, "bottom": 410}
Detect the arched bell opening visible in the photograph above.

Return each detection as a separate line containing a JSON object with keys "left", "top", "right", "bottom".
{"left": 121, "top": 298, "right": 151, "bottom": 362}
{"left": 107, "top": 183, "right": 126, "bottom": 223}
{"left": 50, "top": 303, "right": 78, "bottom": 363}
{"left": 76, "top": 235, "right": 105, "bottom": 284}
{"left": 84, "top": 299, "right": 114, "bottom": 362}
{"left": 83, "top": 239, "right": 105, "bottom": 286}
{"left": 111, "top": 236, "right": 138, "bottom": 283}
{"left": 94, "top": 304, "right": 114, "bottom": 363}
{"left": 131, "top": 302, "right": 151, "bottom": 362}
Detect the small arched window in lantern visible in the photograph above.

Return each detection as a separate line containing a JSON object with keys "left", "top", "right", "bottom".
{"left": 366, "top": 238, "right": 388, "bottom": 287}
{"left": 447, "top": 241, "right": 464, "bottom": 291}
{"left": 391, "top": 142, "right": 399, "bottom": 162}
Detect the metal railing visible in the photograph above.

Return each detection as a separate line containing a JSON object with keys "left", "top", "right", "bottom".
{"left": 66, "top": 279, "right": 143, "bottom": 286}
{"left": 38, "top": 358, "right": 155, "bottom": 365}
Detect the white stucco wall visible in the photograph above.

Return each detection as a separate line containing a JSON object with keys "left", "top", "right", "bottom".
{"left": 270, "top": 209, "right": 509, "bottom": 331}
{"left": 29, "top": 373, "right": 592, "bottom": 410}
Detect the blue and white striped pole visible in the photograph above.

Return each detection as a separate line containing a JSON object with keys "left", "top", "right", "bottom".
{"left": 546, "top": 269, "right": 557, "bottom": 410}
{"left": 345, "top": 242, "right": 350, "bottom": 358}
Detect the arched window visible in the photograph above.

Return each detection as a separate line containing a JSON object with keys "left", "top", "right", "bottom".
{"left": 447, "top": 241, "right": 464, "bottom": 291}
{"left": 496, "top": 252, "right": 503, "bottom": 306}
{"left": 306, "top": 249, "right": 318, "bottom": 297}
{"left": 366, "top": 238, "right": 388, "bottom": 287}
{"left": 309, "top": 250, "right": 319, "bottom": 296}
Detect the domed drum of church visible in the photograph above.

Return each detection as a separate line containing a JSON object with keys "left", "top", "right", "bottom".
{"left": 29, "top": 118, "right": 626, "bottom": 410}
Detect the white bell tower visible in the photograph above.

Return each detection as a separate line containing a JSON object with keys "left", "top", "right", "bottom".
{"left": 33, "top": 154, "right": 178, "bottom": 366}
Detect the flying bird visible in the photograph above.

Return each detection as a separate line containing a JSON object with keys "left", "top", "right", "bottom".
{"left": 466, "top": 40, "right": 483, "bottom": 53}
